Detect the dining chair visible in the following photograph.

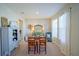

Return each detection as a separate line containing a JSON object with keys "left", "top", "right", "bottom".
{"left": 39, "top": 37, "right": 47, "bottom": 54}
{"left": 28, "top": 37, "right": 36, "bottom": 54}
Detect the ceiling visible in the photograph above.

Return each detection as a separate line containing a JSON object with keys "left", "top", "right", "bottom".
{"left": 3, "top": 3, "right": 66, "bottom": 19}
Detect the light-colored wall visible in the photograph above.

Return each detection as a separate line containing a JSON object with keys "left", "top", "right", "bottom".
{"left": 47, "top": 19, "right": 52, "bottom": 32}
{"left": 23, "top": 18, "right": 51, "bottom": 38}
{"left": 70, "top": 4, "right": 79, "bottom": 56}
{"left": 51, "top": 4, "right": 79, "bottom": 56}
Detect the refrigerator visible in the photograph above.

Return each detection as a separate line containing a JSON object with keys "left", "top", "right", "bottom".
{"left": 0, "top": 28, "right": 2, "bottom": 56}
{"left": 0, "top": 27, "right": 9, "bottom": 56}
{"left": 0, "top": 17, "right": 9, "bottom": 56}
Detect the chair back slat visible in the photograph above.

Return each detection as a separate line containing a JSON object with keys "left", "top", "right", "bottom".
{"left": 39, "top": 37, "right": 46, "bottom": 45}
{"left": 28, "top": 37, "right": 35, "bottom": 46}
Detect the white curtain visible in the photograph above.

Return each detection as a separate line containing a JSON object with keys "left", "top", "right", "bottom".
{"left": 59, "top": 13, "right": 67, "bottom": 44}
{"left": 59, "top": 11, "right": 70, "bottom": 55}
{"left": 52, "top": 19, "right": 57, "bottom": 38}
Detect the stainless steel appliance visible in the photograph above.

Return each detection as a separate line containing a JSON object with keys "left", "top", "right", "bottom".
{"left": 0, "top": 17, "right": 9, "bottom": 56}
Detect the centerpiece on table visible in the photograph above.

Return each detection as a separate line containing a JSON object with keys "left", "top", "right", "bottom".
{"left": 32, "top": 31, "right": 44, "bottom": 37}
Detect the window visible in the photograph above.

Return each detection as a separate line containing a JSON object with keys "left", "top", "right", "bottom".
{"left": 52, "top": 19, "right": 58, "bottom": 38}
{"left": 59, "top": 13, "right": 67, "bottom": 44}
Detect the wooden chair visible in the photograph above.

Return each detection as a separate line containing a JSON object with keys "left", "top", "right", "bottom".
{"left": 28, "top": 37, "right": 36, "bottom": 54}
{"left": 39, "top": 37, "right": 47, "bottom": 54}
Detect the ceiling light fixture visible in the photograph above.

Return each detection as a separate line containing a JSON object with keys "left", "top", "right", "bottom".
{"left": 36, "top": 11, "right": 39, "bottom": 15}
